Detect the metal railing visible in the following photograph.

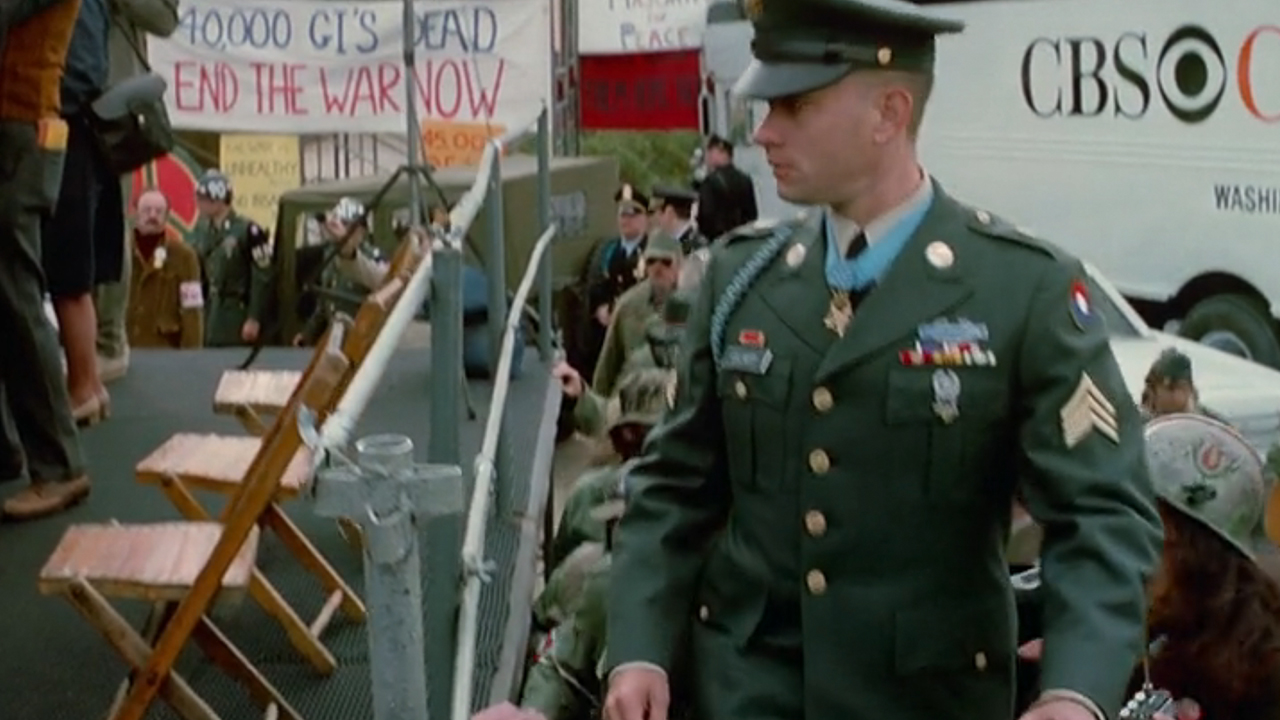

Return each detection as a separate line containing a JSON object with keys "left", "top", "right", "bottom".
{"left": 305, "top": 104, "right": 558, "bottom": 720}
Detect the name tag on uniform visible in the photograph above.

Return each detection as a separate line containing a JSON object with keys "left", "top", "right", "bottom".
{"left": 179, "top": 281, "right": 204, "bottom": 309}
{"left": 721, "top": 344, "right": 774, "bottom": 375}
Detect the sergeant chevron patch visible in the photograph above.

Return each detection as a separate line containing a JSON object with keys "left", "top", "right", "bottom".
{"left": 1060, "top": 373, "right": 1119, "bottom": 448}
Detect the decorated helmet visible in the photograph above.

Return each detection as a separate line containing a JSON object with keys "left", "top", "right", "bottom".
{"left": 328, "top": 196, "right": 366, "bottom": 225}
{"left": 609, "top": 367, "right": 673, "bottom": 430}
{"left": 1144, "top": 413, "right": 1267, "bottom": 560}
{"left": 195, "top": 169, "right": 232, "bottom": 202}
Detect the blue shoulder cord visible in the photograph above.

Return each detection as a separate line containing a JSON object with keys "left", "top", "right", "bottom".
{"left": 709, "top": 223, "right": 798, "bottom": 367}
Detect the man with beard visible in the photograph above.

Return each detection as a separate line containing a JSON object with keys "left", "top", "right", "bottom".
{"left": 125, "top": 188, "right": 203, "bottom": 348}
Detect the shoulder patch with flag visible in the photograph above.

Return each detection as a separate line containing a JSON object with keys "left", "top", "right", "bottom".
{"left": 1060, "top": 373, "right": 1119, "bottom": 447}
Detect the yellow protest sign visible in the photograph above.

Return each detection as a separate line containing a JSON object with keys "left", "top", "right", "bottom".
{"left": 420, "top": 119, "right": 507, "bottom": 169}
{"left": 218, "top": 134, "right": 301, "bottom": 235}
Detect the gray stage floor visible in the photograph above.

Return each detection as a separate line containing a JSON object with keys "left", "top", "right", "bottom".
{"left": 0, "top": 345, "right": 558, "bottom": 720}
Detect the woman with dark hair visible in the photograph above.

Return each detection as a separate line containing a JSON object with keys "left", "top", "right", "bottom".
{"left": 1021, "top": 413, "right": 1280, "bottom": 719}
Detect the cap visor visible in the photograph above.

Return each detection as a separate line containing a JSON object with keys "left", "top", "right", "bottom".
{"left": 733, "top": 59, "right": 853, "bottom": 100}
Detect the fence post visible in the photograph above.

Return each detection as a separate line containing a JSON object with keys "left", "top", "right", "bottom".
{"left": 536, "top": 108, "right": 554, "bottom": 360}
{"left": 311, "top": 434, "right": 465, "bottom": 720}
{"left": 426, "top": 235, "right": 464, "bottom": 720}
{"left": 485, "top": 146, "right": 509, "bottom": 380}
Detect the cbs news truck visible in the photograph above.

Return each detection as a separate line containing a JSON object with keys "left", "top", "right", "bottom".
{"left": 702, "top": 0, "right": 1280, "bottom": 366}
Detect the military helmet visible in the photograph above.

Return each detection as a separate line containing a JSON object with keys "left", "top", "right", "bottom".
{"left": 610, "top": 367, "right": 674, "bottom": 430}
{"left": 195, "top": 169, "right": 232, "bottom": 202}
{"left": 1144, "top": 413, "right": 1266, "bottom": 560}
{"left": 329, "top": 196, "right": 366, "bottom": 225}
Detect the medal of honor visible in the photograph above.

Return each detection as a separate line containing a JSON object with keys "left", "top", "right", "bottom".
{"left": 824, "top": 290, "right": 853, "bottom": 338}
{"left": 931, "top": 369, "right": 961, "bottom": 423}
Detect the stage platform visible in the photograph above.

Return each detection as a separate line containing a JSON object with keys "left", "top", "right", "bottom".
{"left": 0, "top": 344, "right": 559, "bottom": 720}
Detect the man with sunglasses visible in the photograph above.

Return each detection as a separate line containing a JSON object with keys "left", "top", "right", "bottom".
{"left": 592, "top": 231, "right": 683, "bottom": 399}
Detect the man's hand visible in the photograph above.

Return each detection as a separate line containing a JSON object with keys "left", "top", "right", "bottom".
{"left": 595, "top": 304, "right": 612, "bottom": 327}
{"left": 553, "top": 361, "right": 584, "bottom": 399}
{"left": 604, "top": 666, "right": 669, "bottom": 720}
{"left": 241, "top": 319, "right": 260, "bottom": 343}
{"left": 472, "top": 701, "right": 546, "bottom": 720}
{"left": 1018, "top": 699, "right": 1096, "bottom": 720}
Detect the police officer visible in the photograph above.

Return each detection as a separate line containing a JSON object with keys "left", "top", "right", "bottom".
{"left": 592, "top": 231, "right": 682, "bottom": 399}
{"left": 1142, "top": 347, "right": 1228, "bottom": 423}
{"left": 193, "top": 169, "right": 274, "bottom": 347}
{"left": 696, "top": 135, "right": 759, "bottom": 241}
{"left": 650, "top": 186, "right": 707, "bottom": 255}
{"left": 554, "top": 367, "right": 672, "bottom": 565}
{"left": 603, "top": 2, "right": 1162, "bottom": 720}
{"left": 576, "top": 185, "right": 651, "bottom": 376}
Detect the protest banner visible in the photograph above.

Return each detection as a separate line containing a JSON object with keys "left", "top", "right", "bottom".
{"left": 219, "top": 134, "right": 301, "bottom": 233}
{"left": 420, "top": 118, "right": 506, "bottom": 168}
{"left": 578, "top": 0, "right": 709, "bottom": 55}
{"left": 148, "top": 0, "right": 551, "bottom": 135}
{"left": 580, "top": 50, "right": 701, "bottom": 130}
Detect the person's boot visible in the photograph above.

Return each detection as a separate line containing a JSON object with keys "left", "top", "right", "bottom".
{"left": 2, "top": 475, "right": 91, "bottom": 521}
{"left": 98, "top": 345, "right": 130, "bottom": 384}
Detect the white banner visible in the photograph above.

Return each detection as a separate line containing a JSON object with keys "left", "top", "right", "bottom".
{"left": 150, "top": 0, "right": 551, "bottom": 134}
{"left": 577, "top": 0, "right": 710, "bottom": 55}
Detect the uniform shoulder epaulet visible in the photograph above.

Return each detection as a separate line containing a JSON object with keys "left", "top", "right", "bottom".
{"left": 713, "top": 216, "right": 786, "bottom": 249}
{"left": 965, "top": 206, "right": 1063, "bottom": 261}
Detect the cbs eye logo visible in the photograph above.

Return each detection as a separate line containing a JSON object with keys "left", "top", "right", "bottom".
{"left": 1020, "top": 24, "right": 1278, "bottom": 125}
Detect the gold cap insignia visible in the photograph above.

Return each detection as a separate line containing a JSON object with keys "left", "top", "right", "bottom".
{"left": 743, "top": 0, "right": 764, "bottom": 21}
{"left": 876, "top": 47, "right": 893, "bottom": 66}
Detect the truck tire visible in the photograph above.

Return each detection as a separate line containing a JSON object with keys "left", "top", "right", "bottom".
{"left": 1178, "top": 294, "right": 1280, "bottom": 369}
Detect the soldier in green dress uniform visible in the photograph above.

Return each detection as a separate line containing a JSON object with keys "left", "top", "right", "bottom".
{"left": 602, "top": 2, "right": 1163, "bottom": 720}
{"left": 193, "top": 169, "right": 274, "bottom": 347}
{"left": 1141, "top": 347, "right": 1229, "bottom": 424}
{"left": 592, "top": 231, "right": 683, "bottom": 398}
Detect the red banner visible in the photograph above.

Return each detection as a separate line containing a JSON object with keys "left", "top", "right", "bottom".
{"left": 580, "top": 50, "right": 702, "bottom": 131}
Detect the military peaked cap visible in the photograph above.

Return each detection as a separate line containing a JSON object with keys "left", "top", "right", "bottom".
{"left": 735, "top": 0, "right": 965, "bottom": 99}
{"left": 615, "top": 184, "right": 649, "bottom": 215}
{"left": 1148, "top": 347, "right": 1194, "bottom": 384}
{"left": 652, "top": 185, "right": 698, "bottom": 213}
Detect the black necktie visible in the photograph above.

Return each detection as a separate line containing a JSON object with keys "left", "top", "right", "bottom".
{"left": 845, "top": 231, "right": 868, "bottom": 260}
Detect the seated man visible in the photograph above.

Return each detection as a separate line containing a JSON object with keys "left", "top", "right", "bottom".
{"left": 567, "top": 290, "right": 690, "bottom": 437}
{"left": 550, "top": 367, "right": 672, "bottom": 568}
{"left": 521, "top": 498, "right": 621, "bottom": 720}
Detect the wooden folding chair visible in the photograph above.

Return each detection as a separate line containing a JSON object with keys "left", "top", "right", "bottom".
{"left": 37, "top": 324, "right": 353, "bottom": 720}
{"left": 215, "top": 229, "right": 427, "bottom": 434}
{"left": 133, "top": 317, "right": 373, "bottom": 675}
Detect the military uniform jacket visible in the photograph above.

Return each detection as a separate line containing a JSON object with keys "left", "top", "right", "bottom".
{"left": 592, "top": 281, "right": 662, "bottom": 398}
{"left": 584, "top": 236, "right": 645, "bottom": 312}
{"left": 606, "top": 183, "right": 1163, "bottom": 720}
{"left": 523, "top": 554, "right": 611, "bottom": 720}
{"left": 574, "top": 346, "right": 660, "bottom": 437}
{"left": 195, "top": 211, "right": 272, "bottom": 347}
{"left": 696, "top": 164, "right": 758, "bottom": 242}
{"left": 127, "top": 230, "right": 203, "bottom": 348}
{"left": 551, "top": 464, "right": 626, "bottom": 568}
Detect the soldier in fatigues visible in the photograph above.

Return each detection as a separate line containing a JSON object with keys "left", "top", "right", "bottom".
{"left": 192, "top": 170, "right": 273, "bottom": 347}
{"left": 572, "top": 291, "right": 691, "bottom": 438}
{"left": 553, "top": 368, "right": 672, "bottom": 567}
{"left": 602, "top": 2, "right": 1162, "bottom": 720}
{"left": 523, "top": 499, "right": 624, "bottom": 720}
{"left": 592, "top": 231, "right": 683, "bottom": 398}
{"left": 1141, "top": 347, "right": 1229, "bottom": 423}
{"left": 294, "top": 197, "right": 382, "bottom": 346}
